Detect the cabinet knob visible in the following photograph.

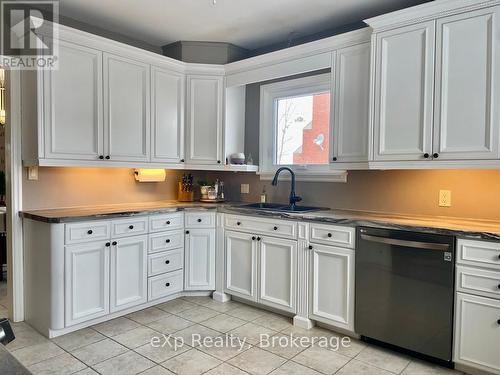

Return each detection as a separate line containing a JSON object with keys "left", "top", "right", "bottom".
{"left": 252, "top": 236, "right": 256, "bottom": 241}
{"left": 497, "top": 319, "right": 500, "bottom": 325}
{"left": 128, "top": 225, "right": 134, "bottom": 230}
{"left": 180, "top": 159, "right": 185, "bottom": 163}
{"left": 257, "top": 237, "right": 261, "bottom": 241}
{"left": 327, "top": 233, "right": 332, "bottom": 238}
{"left": 165, "top": 283, "right": 170, "bottom": 287}
{"left": 237, "top": 222, "right": 241, "bottom": 226}
{"left": 186, "top": 230, "right": 190, "bottom": 234}
{"left": 217, "top": 160, "right": 221, "bottom": 164}
{"left": 273, "top": 226, "right": 278, "bottom": 231}
{"left": 433, "top": 153, "right": 439, "bottom": 158}
{"left": 166, "top": 239, "right": 170, "bottom": 243}
{"left": 332, "top": 157, "right": 337, "bottom": 162}
{"left": 165, "top": 260, "right": 170, "bottom": 265}
{"left": 105, "top": 155, "right": 110, "bottom": 160}
{"left": 498, "top": 284, "right": 500, "bottom": 289}
{"left": 308, "top": 245, "right": 313, "bottom": 250}
{"left": 423, "top": 153, "right": 430, "bottom": 159}
{"left": 197, "top": 218, "right": 202, "bottom": 223}
{"left": 105, "top": 242, "right": 110, "bottom": 247}
{"left": 166, "top": 221, "right": 171, "bottom": 225}
{"left": 112, "top": 241, "right": 117, "bottom": 246}
{"left": 98, "top": 155, "right": 104, "bottom": 160}
{"left": 87, "top": 230, "right": 93, "bottom": 235}
{"left": 498, "top": 254, "right": 500, "bottom": 260}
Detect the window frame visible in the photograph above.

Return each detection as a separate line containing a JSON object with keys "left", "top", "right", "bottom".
{"left": 259, "top": 73, "right": 346, "bottom": 181}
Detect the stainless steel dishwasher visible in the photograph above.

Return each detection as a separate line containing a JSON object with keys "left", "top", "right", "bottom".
{"left": 355, "top": 226, "right": 455, "bottom": 366}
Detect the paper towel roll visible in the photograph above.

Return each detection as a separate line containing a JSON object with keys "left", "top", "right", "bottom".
{"left": 134, "top": 169, "right": 166, "bottom": 182}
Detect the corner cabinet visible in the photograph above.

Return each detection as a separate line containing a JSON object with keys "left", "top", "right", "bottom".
{"left": 185, "top": 75, "right": 224, "bottom": 165}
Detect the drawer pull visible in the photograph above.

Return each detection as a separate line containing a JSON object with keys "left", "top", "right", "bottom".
{"left": 327, "top": 233, "right": 332, "bottom": 238}
{"left": 186, "top": 230, "right": 190, "bottom": 235}
{"left": 87, "top": 230, "right": 93, "bottom": 235}
{"left": 252, "top": 236, "right": 256, "bottom": 241}
{"left": 237, "top": 222, "right": 241, "bottom": 226}
{"left": 166, "top": 221, "right": 171, "bottom": 225}
{"left": 166, "top": 239, "right": 171, "bottom": 243}
{"left": 197, "top": 218, "right": 202, "bottom": 223}
{"left": 165, "top": 282, "right": 170, "bottom": 287}
{"left": 165, "top": 260, "right": 170, "bottom": 265}
{"left": 257, "top": 237, "right": 261, "bottom": 241}
{"left": 308, "top": 245, "right": 313, "bottom": 250}
{"left": 498, "top": 284, "right": 500, "bottom": 289}
{"left": 112, "top": 241, "right": 117, "bottom": 246}
{"left": 498, "top": 319, "right": 500, "bottom": 325}
{"left": 273, "top": 226, "right": 278, "bottom": 231}
{"left": 498, "top": 254, "right": 500, "bottom": 260}
{"left": 128, "top": 225, "right": 134, "bottom": 230}
{"left": 105, "top": 242, "right": 110, "bottom": 247}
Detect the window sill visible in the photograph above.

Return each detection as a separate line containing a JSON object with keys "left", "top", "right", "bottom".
{"left": 257, "top": 170, "right": 347, "bottom": 183}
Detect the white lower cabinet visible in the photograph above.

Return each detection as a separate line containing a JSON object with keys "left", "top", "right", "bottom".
{"left": 454, "top": 293, "right": 500, "bottom": 373}
{"left": 110, "top": 235, "right": 148, "bottom": 312}
{"left": 259, "top": 237, "right": 297, "bottom": 312}
{"left": 184, "top": 228, "right": 216, "bottom": 290}
{"left": 225, "top": 230, "right": 257, "bottom": 300}
{"left": 309, "top": 243, "right": 355, "bottom": 332}
{"left": 65, "top": 241, "right": 110, "bottom": 326}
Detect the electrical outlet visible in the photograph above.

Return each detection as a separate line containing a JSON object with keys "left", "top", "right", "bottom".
{"left": 439, "top": 190, "right": 451, "bottom": 207}
{"left": 27, "top": 166, "right": 38, "bottom": 181}
{"left": 240, "top": 184, "right": 250, "bottom": 194}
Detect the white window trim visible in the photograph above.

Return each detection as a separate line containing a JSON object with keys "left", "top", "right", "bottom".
{"left": 259, "top": 73, "right": 347, "bottom": 182}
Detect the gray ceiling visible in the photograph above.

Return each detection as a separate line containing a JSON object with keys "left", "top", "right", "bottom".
{"left": 58, "top": 0, "right": 430, "bottom": 51}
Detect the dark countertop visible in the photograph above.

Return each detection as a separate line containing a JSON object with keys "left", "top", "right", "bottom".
{"left": 20, "top": 201, "right": 500, "bottom": 241}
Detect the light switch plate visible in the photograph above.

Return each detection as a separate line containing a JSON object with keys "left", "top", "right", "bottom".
{"left": 241, "top": 184, "right": 250, "bottom": 194}
{"left": 27, "top": 166, "right": 38, "bottom": 181}
{"left": 439, "top": 190, "right": 451, "bottom": 207}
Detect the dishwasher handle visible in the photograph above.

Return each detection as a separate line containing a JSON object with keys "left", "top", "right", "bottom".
{"left": 360, "top": 233, "right": 450, "bottom": 251}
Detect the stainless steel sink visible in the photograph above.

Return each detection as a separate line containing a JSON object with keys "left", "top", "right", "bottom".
{"left": 240, "top": 203, "right": 325, "bottom": 213}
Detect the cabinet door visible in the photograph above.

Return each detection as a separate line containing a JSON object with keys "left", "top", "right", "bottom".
{"left": 333, "top": 43, "right": 371, "bottom": 162}
{"left": 185, "top": 75, "right": 223, "bottom": 164}
{"left": 373, "top": 22, "right": 435, "bottom": 161}
{"left": 224, "top": 230, "right": 257, "bottom": 301}
{"left": 310, "top": 244, "right": 355, "bottom": 331}
{"left": 151, "top": 67, "right": 185, "bottom": 163}
{"left": 43, "top": 40, "right": 103, "bottom": 160}
{"left": 184, "top": 229, "right": 216, "bottom": 290}
{"left": 104, "top": 53, "right": 150, "bottom": 161}
{"left": 434, "top": 7, "right": 500, "bottom": 160}
{"left": 65, "top": 241, "right": 109, "bottom": 326}
{"left": 110, "top": 235, "right": 148, "bottom": 312}
{"left": 259, "top": 237, "right": 297, "bottom": 313}
{"left": 454, "top": 293, "right": 500, "bottom": 373}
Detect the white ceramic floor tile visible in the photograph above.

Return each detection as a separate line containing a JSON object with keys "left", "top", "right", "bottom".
{"left": 52, "top": 328, "right": 105, "bottom": 352}
{"left": 226, "top": 305, "right": 267, "bottom": 321}
{"left": 11, "top": 341, "right": 65, "bottom": 367}
{"left": 113, "top": 326, "right": 160, "bottom": 349}
{"left": 146, "top": 315, "right": 193, "bottom": 334}
{"left": 161, "top": 348, "right": 221, "bottom": 375}
{"left": 292, "top": 345, "right": 351, "bottom": 374}
{"left": 199, "top": 300, "right": 243, "bottom": 313}
{"left": 356, "top": 346, "right": 411, "bottom": 374}
{"left": 92, "top": 317, "right": 140, "bottom": 337}
{"left": 27, "top": 352, "right": 87, "bottom": 375}
{"left": 205, "top": 363, "right": 250, "bottom": 375}
{"left": 201, "top": 314, "right": 246, "bottom": 333}
{"left": 228, "top": 346, "right": 286, "bottom": 375}
{"left": 229, "top": 322, "right": 278, "bottom": 345}
{"left": 258, "top": 333, "right": 310, "bottom": 359}
{"left": 172, "top": 324, "right": 221, "bottom": 347}
{"left": 253, "top": 313, "right": 293, "bottom": 332}
{"left": 156, "top": 299, "right": 197, "bottom": 314}
{"left": 270, "top": 361, "right": 323, "bottom": 375}
{"left": 179, "top": 306, "right": 219, "bottom": 323}
{"left": 127, "top": 307, "right": 171, "bottom": 325}
{"left": 134, "top": 338, "right": 189, "bottom": 364}
{"left": 71, "top": 338, "right": 128, "bottom": 366}
{"left": 93, "top": 350, "right": 155, "bottom": 375}
{"left": 402, "top": 360, "right": 463, "bottom": 375}
{"left": 336, "top": 359, "right": 394, "bottom": 375}
{"left": 139, "top": 365, "right": 175, "bottom": 375}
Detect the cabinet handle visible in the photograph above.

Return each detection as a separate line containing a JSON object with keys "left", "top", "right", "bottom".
{"left": 332, "top": 157, "right": 337, "bottom": 161}
{"left": 166, "top": 221, "right": 171, "bottom": 225}
{"left": 105, "top": 242, "right": 110, "bottom": 247}
{"left": 165, "top": 260, "right": 170, "bottom": 265}
{"left": 498, "top": 284, "right": 500, "bottom": 289}
{"left": 237, "top": 222, "right": 241, "bottom": 226}
{"left": 165, "top": 283, "right": 170, "bottom": 287}
{"left": 128, "top": 225, "right": 134, "bottom": 230}
{"left": 498, "top": 254, "right": 500, "bottom": 259}
{"left": 497, "top": 319, "right": 500, "bottom": 325}
{"left": 166, "top": 239, "right": 170, "bottom": 243}
{"left": 308, "top": 245, "right": 313, "bottom": 250}
{"left": 217, "top": 160, "right": 221, "bottom": 164}
{"left": 112, "top": 241, "right": 117, "bottom": 246}
{"left": 197, "top": 218, "right": 202, "bottom": 223}
{"left": 105, "top": 155, "right": 110, "bottom": 160}
{"left": 273, "top": 226, "right": 278, "bottom": 231}
{"left": 186, "top": 230, "right": 190, "bottom": 234}
{"left": 87, "top": 230, "right": 93, "bottom": 235}
{"left": 98, "top": 155, "right": 104, "bottom": 160}
{"left": 327, "top": 233, "right": 332, "bottom": 238}
{"left": 252, "top": 236, "right": 256, "bottom": 241}
{"left": 423, "top": 153, "right": 429, "bottom": 159}
{"left": 180, "top": 159, "right": 185, "bottom": 163}
{"left": 433, "top": 153, "right": 439, "bottom": 158}
{"left": 257, "top": 237, "right": 261, "bottom": 241}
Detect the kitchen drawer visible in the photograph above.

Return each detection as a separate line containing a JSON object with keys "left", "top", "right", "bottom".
{"left": 111, "top": 217, "right": 148, "bottom": 238}
{"left": 65, "top": 221, "right": 111, "bottom": 244}
{"left": 309, "top": 223, "right": 355, "bottom": 249}
{"left": 149, "top": 230, "right": 184, "bottom": 254}
{"left": 149, "top": 212, "right": 184, "bottom": 233}
{"left": 148, "top": 270, "right": 183, "bottom": 301}
{"left": 457, "top": 239, "right": 500, "bottom": 270}
{"left": 224, "top": 214, "right": 297, "bottom": 239}
{"left": 148, "top": 249, "right": 183, "bottom": 276}
{"left": 185, "top": 211, "right": 216, "bottom": 228}
{"left": 457, "top": 265, "right": 500, "bottom": 300}
{"left": 454, "top": 292, "right": 500, "bottom": 373}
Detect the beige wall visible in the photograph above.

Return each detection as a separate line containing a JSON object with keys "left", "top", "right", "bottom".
{"left": 22, "top": 167, "right": 500, "bottom": 222}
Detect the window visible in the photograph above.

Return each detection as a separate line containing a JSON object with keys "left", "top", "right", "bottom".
{"left": 259, "top": 73, "right": 345, "bottom": 181}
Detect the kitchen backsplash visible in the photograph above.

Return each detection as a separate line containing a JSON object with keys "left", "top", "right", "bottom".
{"left": 23, "top": 167, "right": 500, "bottom": 221}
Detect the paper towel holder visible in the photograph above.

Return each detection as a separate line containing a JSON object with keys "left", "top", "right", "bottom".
{"left": 134, "top": 169, "right": 166, "bottom": 182}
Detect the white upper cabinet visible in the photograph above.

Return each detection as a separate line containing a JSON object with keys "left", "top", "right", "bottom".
{"left": 433, "top": 6, "right": 500, "bottom": 160}
{"left": 185, "top": 75, "right": 224, "bottom": 165}
{"left": 43, "top": 41, "right": 103, "bottom": 161}
{"left": 332, "top": 43, "right": 371, "bottom": 163}
{"left": 372, "top": 21, "right": 435, "bottom": 161}
{"left": 151, "top": 67, "right": 185, "bottom": 163}
{"left": 104, "top": 53, "right": 150, "bottom": 162}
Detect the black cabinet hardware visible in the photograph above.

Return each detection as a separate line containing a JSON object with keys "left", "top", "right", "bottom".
{"left": 424, "top": 153, "right": 429, "bottom": 158}
{"left": 186, "top": 230, "right": 190, "bottom": 234}
{"left": 112, "top": 241, "right": 117, "bottom": 246}
{"left": 433, "top": 153, "right": 439, "bottom": 158}
{"left": 217, "top": 160, "right": 221, "bottom": 164}
{"left": 327, "top": 233, "right": 332, "bottom": 238}
{"left": 105, "top": 242, "right": 110, "bottom": 247}
{"left": 165, "top": 260, "right": 170, "bottom": 265}
{"left": 165, "top": 283, "right": 170, "bottom": 287}
{"left": 99, "top": 155, "right": 104, "bottom": 160}
{"left": 252, "top": 236, "right": 256, "bottom": 241}
{"left": 128, "top": 225, "right": 134, "bottom": 230}
{"left": 257, "top": 237, "right": 261, "bottom": 241}
{"left": 197, "top": 218, "right": 202, "bottom": 222}
{"left": 87, "top": 230, "right": 93, "bottom": 235}
{"left": 273, "top": 226, "right": 278, "bottom": 231}
{"left": 237, "top": 222, "right": 241, "bottom": 226}
{"left": 332, "top": 157, "right": 337, "bottom": 161}
{"left": 105, "top": 155, "right": 110, "bottom": 160}
{"left": 166, "top": 239, "right": 170, "bottom": 243}
{"left": 180, "top": 159, "right": 184, "bottom": 162}
{"left": 166, "top": 221, "right": 171, "bottom": 225}
{"left": 308, "top": 245, "right": 313, "bottom": 250}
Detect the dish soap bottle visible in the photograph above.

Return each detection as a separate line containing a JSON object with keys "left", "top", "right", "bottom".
{"left": 260, "top": 186, "right": 267, "bottom": 203}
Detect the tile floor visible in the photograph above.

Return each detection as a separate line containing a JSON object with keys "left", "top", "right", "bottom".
{"left": 0, "top": 283, "right": 464, "bottom": 375}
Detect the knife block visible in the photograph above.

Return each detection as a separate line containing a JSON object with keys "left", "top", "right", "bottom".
{"left": 177, "top": 182, "right": 194, "bottom": 202}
